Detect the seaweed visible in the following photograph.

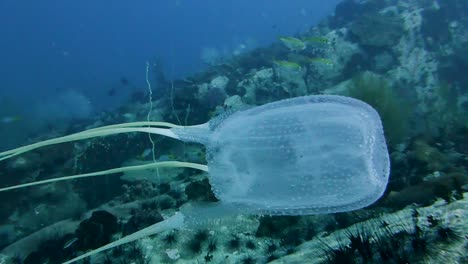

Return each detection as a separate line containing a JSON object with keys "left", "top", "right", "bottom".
{"left": 348, "top": 72, "right": 410, "bottom": 146}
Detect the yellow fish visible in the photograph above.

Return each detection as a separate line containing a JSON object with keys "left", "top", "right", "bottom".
{"left": 308, "top": 57, "right": 333, "bottom": 66}
{"left": 135, "top": 148, "right": 153, "bottom": 160}
{"left": 273, "top": 60, "right": 302, "bottom": 70}
{"left": 1, "top": 116, "right": 21, "bottom": 124}
{"left": 279, "top": 37, "right": 306, "bottom": 51}
{"left": 303, "top": 36, "right": 329, "bottom": 45}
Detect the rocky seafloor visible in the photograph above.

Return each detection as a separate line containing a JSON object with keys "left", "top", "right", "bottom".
{"left": 0, "top": 0, "right": 467, "bottom": 263}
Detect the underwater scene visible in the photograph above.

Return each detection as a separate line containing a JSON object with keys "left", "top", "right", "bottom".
{"left": 0, "top": 0, "right": 467, "bottom": 263}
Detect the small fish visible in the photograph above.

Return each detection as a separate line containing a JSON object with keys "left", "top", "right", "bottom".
{"left": 63, "top": 237, "right": 79, "bottom": 249}
{"left": 303, "top": 36, "right": 329, "bottom": 45}
{"left": 120, "top": 77, "right": 129, "bottom": 86}
{"left": 160, "top": 154, "right": 173, "bottom": 161}
{"left": 135, "top": 148, "right": 153, "bottom": 160}
{"left": 122, "top": 113, "right": 136, "bottom": 121}
{"left": 141, "top": 148, "right": 152, "bottom": 158}
{"left": 105, "top": 77, "right": 130, "bottom": 96}
{"left": 1, "top": 116, "right": 21, "bottom": 124}
{"left": 107, "top": 88, "right": 117, "bottom": 96}
{"left": 273, "top": 60, "right": 302, "bottom": 70}
{"left": 308, "top": 57, "right": 333, "bottom": 66}
{"left": 279, "top": 36, "right": 306, "bottom": 51}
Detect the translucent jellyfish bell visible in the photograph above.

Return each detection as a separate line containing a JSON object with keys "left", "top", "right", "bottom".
{"left": 175, "top": 95, "right": 390, "bottom": 215}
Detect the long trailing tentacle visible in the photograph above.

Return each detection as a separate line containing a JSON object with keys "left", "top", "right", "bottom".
{"left": 81, "top": 121, "right": 181, "bottom": 133}
{"left": 63, "top": 212, "right": 186, "bottom": 264}
{"left": 0, "top": 160, "right": 208, "bottom": 192}
{"left": 0, "top": 122, "right": 181, "bottom": 161}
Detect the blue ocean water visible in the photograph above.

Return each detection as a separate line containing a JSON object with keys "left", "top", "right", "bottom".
{"left": 0, "top": 0, "right": 340, "bottom": 109}
{"left": 0, "top": 0, "right": 340, "bottom": 149}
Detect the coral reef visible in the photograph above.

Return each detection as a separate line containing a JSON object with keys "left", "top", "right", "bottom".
{"left": 351, "top": 12, "right": 405, "bottom": 48}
